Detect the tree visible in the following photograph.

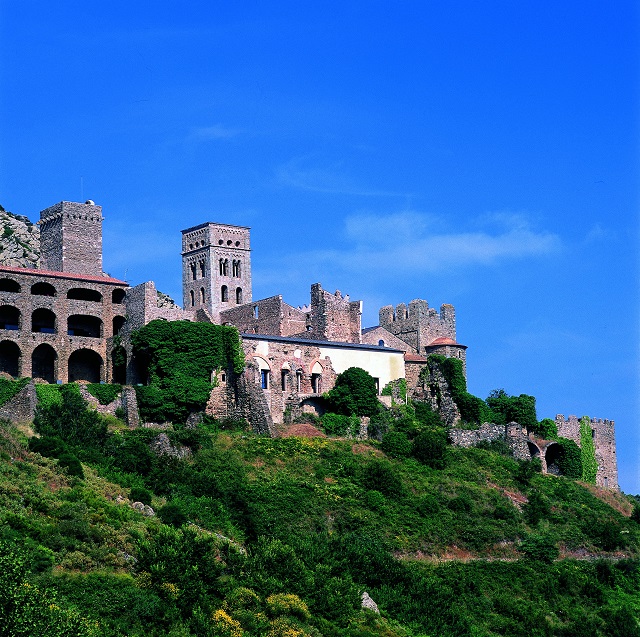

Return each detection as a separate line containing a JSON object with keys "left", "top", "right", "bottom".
{"left": 325, "top": 367, "right": 379, "bottom": 417}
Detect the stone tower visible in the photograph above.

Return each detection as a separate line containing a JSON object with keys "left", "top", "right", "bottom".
{"left": 181, "top": 222, "right": 252, "bottom": 322}
{"left": 38, "top": 201, "right": 103, "bottom": 275}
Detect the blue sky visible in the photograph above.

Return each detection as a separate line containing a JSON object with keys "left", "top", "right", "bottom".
{"left": 1, "top": 2, "right": 638, "bottom": 492}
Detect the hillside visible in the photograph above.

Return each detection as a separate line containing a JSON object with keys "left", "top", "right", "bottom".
{"left": 1, "top": 393, "right": 639, "bottom": 637}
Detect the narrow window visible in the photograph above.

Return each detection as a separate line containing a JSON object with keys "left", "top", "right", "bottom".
{"left": 261, "top": 369, "right": 269, "bottom": 389}
{"left": 223, "top": 259, "right": 229, "bottom": 276}
{"left": 378, "top": 339, "right": 385, "bottom": 346}
{"left": 190, "top": 290, "right": 195, "bottom": 307}
{"left": 221, "top": 286, "right": 228, "bottom": 302}
{"left": 200, "top": 261, "right": 206, "bottom": 278}
{"left": 191, "top": 263, "right": 197, "bottom": 280}
{"left": 232, "top": 260, "right": 241, "bottom": 277}
{"left": 253, "top": 305, "right": 259, "bottom": 319}
{"left": 200, "top": 287, "right": 205, "bottom": 304}
{"left": 236, "top": 287, "right": 243, "bottom": 304}
{"left": 281, "top": 371, "right": 288, "bottom": 391}
{"left": 311, "top": 373, "right": 322, "bottom": 393}
{"left": 296, "top": 371, "right": 302, "bottom": 392}
{"left": 219, "top": 259, "right": 224, "bottom": 276}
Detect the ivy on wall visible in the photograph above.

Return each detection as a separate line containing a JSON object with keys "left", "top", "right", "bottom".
{"left": 579, "top": 416, "right": 598, "bottom": 484}
{"left": 131, "top": 319, "right": 245, "bottom": 423}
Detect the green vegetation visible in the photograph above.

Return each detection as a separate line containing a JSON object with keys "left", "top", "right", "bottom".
{"left": 131, "top": 320, "right": 245, "bottom": 423}
{"left": 580, "top": 415, "right": 598, "bottom": 484}
{"left": 325, "top": 366, "right": 380, "bottom": 417}
{"left": 86, "top": 384, "right": 122, "bottom": 406}
{"left": 0, "top": 377, "right": 29, "bottom": 408}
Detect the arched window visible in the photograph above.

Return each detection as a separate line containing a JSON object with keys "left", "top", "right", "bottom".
{"left": 236, "top": 287, "right": 243, "bottom": 304}
{"left": 296, "top": 371, "right": 302, "bottom": 392}
{"left": 67, "top": 288, "right": 102, "bottom": 302}
{"left": 68, "top": 348, "right": 103, "bottom": 383}
{"left": 378, "top": 339, "right": 385, "bottom": 347}
{"left": 67, "top": 315, "right": 102, "bottom": 338}
{"left": 200, "top": 287, "right": 206, "bottom": 304}
{"left": 191, "top": 263, "right": 197, "bottom": 280}
{"left": 223, "top": 259, "right": 229, "bottom": 276}
{"left": 31, "top": 282, "right": 56, "bottom": 297}
{"left": 32, "top": 308, "right": 56, "bottom": 334}
{"left": 219, "top": 259, "right": 224, "bottom": 276}
{"left": 0, "top": 306, "right": 20, "bottom": 330}
{"left": 311, "top": 361, "right": 323, "bottom": 393}
{"left": 221, "top": 285, "right": 228, "bottom": 302}
{"left": 232, "top": 260, "right": 241, "bottom": 277}
{"left": 0, "top": 279, "right": 20, "bottom": 293}
{"left": 253, "top": 305, "right": 259, "bottom": 319}
{"left": 200, "top": 260, "right": 206, "bottom": 278}
{"left": 113, "top": 315, "right": 126, "bottom": 336}
{"left": 112, "top": 288, "right": 126, "bottom": 304}
{"left": 0, "top": 340, "right": 20, "bottom": 377}
{"left": 32, "top": 343, "right": 57, "bottom": 383}
{"left": 190, "top": 290, "right": 195, "bottom": 307}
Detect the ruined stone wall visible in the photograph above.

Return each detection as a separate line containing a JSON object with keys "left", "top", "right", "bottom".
{"left": 379, "top": 299, "right": 456, "bottom": 354}
{"left": 556, "top": 414, "right": 618, "bottom": 489}
{"left": 39, "top": 202, "right": 103, "bottom": 276}
{"left": 220, "top": 295, "right": 308, "bottom": 337}
{"left": 0, "top": 380, "right": 37, "bottom": 423}
{"left": 449, "top": 422, "right": 531, "bottom": 461}
{"left": 410, "top": 358, "right": 460, "bottom": 427}
{"left": 305, "top": 283, "right": 361, "bottom": 343}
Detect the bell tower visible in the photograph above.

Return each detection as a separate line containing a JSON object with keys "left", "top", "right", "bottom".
{"left": 181, "top": 222, "right": 252, "bottom": 322}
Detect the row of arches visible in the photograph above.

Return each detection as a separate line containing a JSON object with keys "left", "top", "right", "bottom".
{"left": 0, "top": 341, "right": 126, "bottom": 384}
{"left": 190, "top": 260, "right": 206, "bottom": 281}
{"left": 0, "top": 279, "right": 126, "bottom": 304}
{"left": 0, "top": 306, "right": 125, "bottom": 337}
{"left": 254, "top": 357, "right": 324, "bottom": 393}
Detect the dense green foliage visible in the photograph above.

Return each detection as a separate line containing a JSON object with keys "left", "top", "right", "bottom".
{"left": 132, "top": 320, "right": 245, "bottom": 423}
{"left": 556, "top": 437, "right": 583, "bottom": 479}
{"left": 325, "top": 367, "right": 380, "bottom": 417}
{"left": 0, "top": 377, "right": 30, "bottom": 407}
{"left": 486, "top": 389, "right": 537, "bottom": 430}
{"left": 534, "top": 417, "right": 558, "bottom": 439}
{"left": 1, "top": 393, "right": 639, "bottom": 636}
{"left": 35, "top": 383, "right": 64, "bottom": 409}
{"left": 320, "top": 412, "right": 360, "bottom": 436}
{"left": 580, "top": 416, "right": 598, "bottom": 484}
{"left": 86, "top": 384, "right": 122, "bottom": 406}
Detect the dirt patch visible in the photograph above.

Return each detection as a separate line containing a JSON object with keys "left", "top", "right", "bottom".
{"left": 581, "top": 483, "right": 633, "bottom": 517}
{"left": 351, "top": 443, "right": 383, "bottom": 456}
{"left": 279, "top": 423, "right": 326, "bottom": 438}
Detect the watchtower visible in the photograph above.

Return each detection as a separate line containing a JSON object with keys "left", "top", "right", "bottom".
{"left": 181, "top": 222, "right": 252, "bottom": 322}
{"left": 38, "top": 201, "right": 103, "bottom": 275}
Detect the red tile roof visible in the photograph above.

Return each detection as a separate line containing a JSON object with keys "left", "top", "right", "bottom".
{"left": 404, "top": 353, "right": 429, "bottom": 363}
{"left": 0, "top": 265, "right": 127, "bottom": 286}
{"left": 427, "top": 337, "right": 467, "bottom": 348}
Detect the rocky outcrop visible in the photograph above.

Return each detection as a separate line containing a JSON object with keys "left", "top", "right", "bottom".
{"left": 0, "top": 209, "right": 40, "bottom": 268}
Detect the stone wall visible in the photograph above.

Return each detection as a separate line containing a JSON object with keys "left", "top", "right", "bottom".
{"left": 448, "top": 422, "right": 531, "bottom": 461}
{"left": 556, "top": 414, "right": 618, "bottom": 489}
{"left": 220, "top": 295, "right": 308, "bottom": 337}
{"left": 0, "top": 380, "right": 37, "bottom": 423}
{"left": 410, "top": 357, "right": 460, "bottom": 427}
{"left": 305, "top": 283, "right": 362, "bottom": 343}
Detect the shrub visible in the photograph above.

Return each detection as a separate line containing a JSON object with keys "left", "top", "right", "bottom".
{"left": 266, "top": 593, "right": 310, "bottom": 621}
{"left": 157, "top": 502, "right": 188, "bottom": 527}
{"left": 321, "top": 412, "right": 359, "bottom": 437}
{"left": 556, "top": 437, "right": 583, "bottom": 479}
{"left": 57, "top": 453, "right": 84, "bottom": 478}
{"left": 413, "top": 401, "right": 444, "bottom": 428}
{"left": 86, "top": 383, "right": 122, "bottom": 405}
{"left": 533, "top": 418, "right": 558, "bottom": 438}
{"left": 521, "top": 534, "right": 559, "bottom": 563}
{"left": 28, "top": 435, "right": 68, "bottom": 458}
{"left": 475, "top": 438, "right": 512, "bottom": 456}
{"left": 515, "top": 458, "right": 542, "bottom": 486}
{"left": 580, "top": 416, "right": 598, "bottom": 484}
{"left": 0, "top": 377, "right": 29, "bottom": 407}
{"left": 129, "top": 487, "right": 153, "bottom": 506}
{"left": 524, "top": 490, "right": 550, "bottom": 526}
{"left": 486, "top": 389, "right": 538, "bottom": 430}
{"left": 325, "top": 367, "right": 379, "bottom": 417}
{"left": 363, "top": 460, "right": 403, "bottom": 497}
{"left": 381, "top": 431, "right": 412, "bottom": 458}
{"left": 411, "top": 429, "right": 448, "bottom": 468}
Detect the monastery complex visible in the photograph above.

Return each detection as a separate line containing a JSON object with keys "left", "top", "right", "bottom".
{"left": 0, "top": 201, "right": 618, "bottom": 489}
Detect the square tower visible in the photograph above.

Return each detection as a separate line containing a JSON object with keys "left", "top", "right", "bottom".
{"left": 38, "top": 201, "right": 103, "bottom": 275}
{"left": 181, "top": 222, "right": 252, "bottom": 322}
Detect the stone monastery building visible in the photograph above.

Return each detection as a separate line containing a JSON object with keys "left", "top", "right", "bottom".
{"left": 0, "top": 201, "right": 618, "bottom": 489}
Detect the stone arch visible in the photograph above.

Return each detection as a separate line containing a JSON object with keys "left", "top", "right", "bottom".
{"left": 68, "top": 348, "right": 103, "bottom": 383}
{"left": 300, "top": 397, "right": 327, "bottom": 417}
{"left": 112, "top": 288, "right": 126, "bottom": 304}
{"left": 310, "top": 361, "right": 324, "bottom": 393}
{"left": 221, "top": 285, "right": 229, "bottom": 302}
{"left": 0, "top": 305, "right": 21, "bottom": 330}
{"left": 236, "top": 287, "right": 243, "bottom": 304}
{"left": 113, "top": 315, "right": 126, "bottom": 336}
{"left": 527, "top": 441, "right": 541, "bottom": 460}
{"left": 31, "top": 343, "right": 57, "bottom": 383}
{"left": 0, "top": 340, "right": 20, "bottom": 377}
{"left": 31, "top": 281, "right": 56, "bottom": 297}
{"left": 67, "top": 314, "right": 103, "bottom": 338}
{"left": 200, "top": 287, "right": 206, "bottom": 304}
{"left": 31, "top": 308, "right": 56, "bottom": 334}
{"left": 0, "top": 278, "right": 20, "bottom": 293}
{"left": 544, "top": 442, "right": 564, "bottom": 476}
{"left": 67, "top": 288, "right": 102, "bottom": 302}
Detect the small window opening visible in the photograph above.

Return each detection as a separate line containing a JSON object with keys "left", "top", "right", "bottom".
{"left": 281, "top": 371, "right": 288, "bottom": 391}
{"left": 221, "top": 285, "right": 228, "bottom": 302}
{"left": 253, "top": 305, "right": 259, "bottom": 319}
{"left": 311, "top": 373, "right": 322, "bottom": 393}
{"left": 378, "top": 339, "right": 385, "bottom": 346}
{"left": 190, "top": 290, "right": 195, "bottom": 306}
{"left": 236, "top": 287, "right": 243, "bottom": 304}
{"left": 191, "top": 263, "right": 197, "bottom": 280}
{"left": 200, "top": 261, "right": 206, "bottom": 278}
{"left": 261, "top": 369, "right": 269, "bottom": 389}
{"left": 296, "top": 371, "right": 302, "bottom": 392}
{"left": 200, "top": 287, "right": 206, "bottom": 304}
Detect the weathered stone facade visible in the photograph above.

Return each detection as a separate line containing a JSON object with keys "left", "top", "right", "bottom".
{"left": 555, "top": 414, "right": 618, "bottom": 490}
{"left": 448, "top": 422, "right": 532, "bottom": 461}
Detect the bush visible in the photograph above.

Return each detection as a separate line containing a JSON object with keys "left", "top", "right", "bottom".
{"left": 521, "top": 534, "right": 559, "bottom": 563}
{"left": 86, "top": 383, "right": 122, "bottom": 405}
{"left": 266, "top": 593, "right": 310, "bottom": 621}
{"left": 475, "top": 438, "right": 512, "bottom": 456}
{"left": 325, "top": 367, "right": 379, "bottom": 417}
{"left": 515, "top": 458, "right": 542, "bottom": 486}
{"left": 524, "top": 490, "right": 550, "bottom": 526}
{"left": 412, "top": 430, "right": 448, "bottom": 468}
{"left": 381, "top": 431, "right": 412, "bottom": 458}
{"left": 486, "top": 389, "right": 538, "bottom": 430}
{"left": 363, "top": 460, "right": 403, "bottom": 497}
{"left": 57, "top": 453, "right": 84, "bottom": 478}
{"left": 533, "top": 418, "right": 558, "bottom": 438}
{"left": 413, "top": 401, "right": 444, "bottom": 428}
{"left": 129, "top": 487, "right": 153, "bottom": 506}
{"left": 0, "top": 377, "right": 29, "bottom": 407}
{"left": 28, "top": 435, "right": 68, "bottom": 458}
{"left": 556, "top": 438, "right": 583, "bottom": 479}
{"left": 321, "top": 412, "right": 359, "bottom": 437}
{"left": 157, "top": 502, "right": 188, "bottom": 527}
